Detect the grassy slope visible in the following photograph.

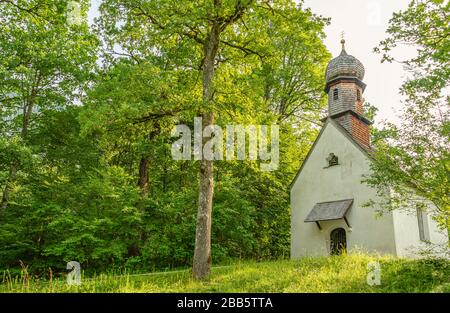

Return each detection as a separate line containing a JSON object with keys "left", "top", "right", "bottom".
{"left": 1, "top": 254, "right": 449, "bottom": 293}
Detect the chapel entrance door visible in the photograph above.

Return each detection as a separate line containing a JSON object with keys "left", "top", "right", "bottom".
{"left": 330, "top": 228, "right": 347, "bottom": 255}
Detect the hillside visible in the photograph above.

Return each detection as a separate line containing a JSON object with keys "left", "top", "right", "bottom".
{"left": 2, "top": 254, "right": 449, "bottom": 293}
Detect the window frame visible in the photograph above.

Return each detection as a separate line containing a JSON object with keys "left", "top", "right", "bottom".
{"left": 333, "top": 88, "right": 339, "bottom": 101}
{"left": 416, "top": 207, "right": 429, "bottom": 242}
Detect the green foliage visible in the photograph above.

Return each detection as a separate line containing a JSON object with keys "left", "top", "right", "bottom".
{"left": 0, "top": 0, "right": 329, "bottom": 275}
{"left": 367, "top": 0, "right": 449, "bottom": 239}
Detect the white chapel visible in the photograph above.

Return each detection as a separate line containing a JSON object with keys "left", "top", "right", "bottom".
{"left": 290, "top": 40, "right": 448, "bottom": 258}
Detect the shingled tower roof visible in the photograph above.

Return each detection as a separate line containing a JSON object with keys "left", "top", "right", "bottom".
{"left": 325, "top": 39, "right": 365, "bottom": 83}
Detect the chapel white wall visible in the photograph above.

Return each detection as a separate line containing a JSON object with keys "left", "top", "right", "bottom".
{"left": 290, "top": 121, "right": 397, "bottom": 258}
{"left": 392, "top": 203, "right": 449, "bottom": 258}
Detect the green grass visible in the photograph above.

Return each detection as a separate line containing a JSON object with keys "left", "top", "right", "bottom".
{"left": 1, "top": 254, "right": 449, "bottom": 293}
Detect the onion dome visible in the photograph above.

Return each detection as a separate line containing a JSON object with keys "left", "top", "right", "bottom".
{"left": 325, "top": 39, "right": 365, "bottom": 82}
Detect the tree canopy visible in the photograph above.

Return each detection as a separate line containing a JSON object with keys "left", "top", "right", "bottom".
{"left": 0, "top": 0, "right": 330, "bottom": 276}
{"left": 367, "top": 0, "right": 449, "bottom": 243}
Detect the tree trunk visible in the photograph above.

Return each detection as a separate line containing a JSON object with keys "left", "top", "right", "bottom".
{"left": 138, "top": 157, "right": 150, "bottom": 197}
{"left": 137, "top": 126, "right": 161, "bottom": 197}
{"left": 1, "top": 99, "right": 34, "bottom": 210}
{"left": 21, "top": 97, "right": 34, "bottom": 138}
{"left": 1, "top": 72, "right": 40, "bottom": 211}
{"left": 193, "top": 112, "right": 215, "bottom": 279}
{"left": 192, "top": 22, "right": 220, "bottom": 280}
{"left": 0, "top": 165, "right": 17, "bottom": 211}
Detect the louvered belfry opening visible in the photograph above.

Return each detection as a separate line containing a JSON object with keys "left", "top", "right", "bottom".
{"left": 330, "top": 228, "right": 347, "bottom": 255}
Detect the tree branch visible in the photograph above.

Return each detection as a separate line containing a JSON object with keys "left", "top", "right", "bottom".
{"left": 220, "top": 39, "right": 265, "bottom": 60}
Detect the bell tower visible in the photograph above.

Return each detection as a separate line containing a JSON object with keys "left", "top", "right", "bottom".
{"left": 324, "top": 39, "right": 372, "bottom": 148}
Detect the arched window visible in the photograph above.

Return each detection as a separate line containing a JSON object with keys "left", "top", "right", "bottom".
{"left": 356, "top": 89, "right": 361, "bottom": 101}
{"left": 330, "top": 228, "right": 347, "bottom": 255}
{"left": 333, "top": 88, "right": 339, "bottom": 101}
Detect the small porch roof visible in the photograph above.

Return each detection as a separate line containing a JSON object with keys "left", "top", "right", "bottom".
{"left": 304, "top": 199, "right": 353, "bottom": 223}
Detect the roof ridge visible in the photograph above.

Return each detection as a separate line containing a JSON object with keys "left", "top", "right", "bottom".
{"left": 289, "top": 118, "right": 375, "bottom": 190}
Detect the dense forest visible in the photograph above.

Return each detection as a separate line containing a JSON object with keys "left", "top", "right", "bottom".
{"left": 0, "top": 0, "right": 448, "bottom": 278}
{"left": 0, "top": 0, "right": 330, "bottom": 275}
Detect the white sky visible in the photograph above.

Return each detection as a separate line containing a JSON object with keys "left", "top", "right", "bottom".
{"left": 302, "top": 0, "right": 416, "bottom": 126}
{"left": 88, "top": 0, "right": 414, "bottom": 126}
